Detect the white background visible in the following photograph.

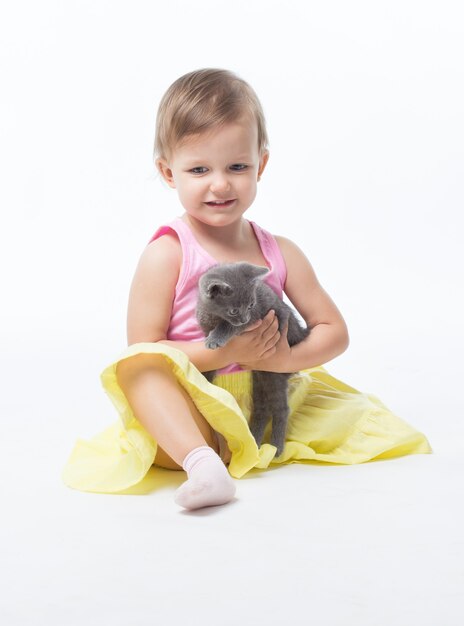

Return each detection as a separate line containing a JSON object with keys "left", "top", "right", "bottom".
{"left": 1, "top": 1, "right": 463, "bottom": 625}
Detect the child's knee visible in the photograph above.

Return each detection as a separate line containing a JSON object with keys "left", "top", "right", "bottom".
{"left": 116, "top": 352, "right": 171, "bottom": 386}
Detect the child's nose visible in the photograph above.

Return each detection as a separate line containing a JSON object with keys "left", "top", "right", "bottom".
{"left": 209, "top": 175, "right": 231, "bottom": 194}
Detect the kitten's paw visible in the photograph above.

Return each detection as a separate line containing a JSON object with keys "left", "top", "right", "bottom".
{"left": 205, "top": 336, "right": 223, "bottom": 350}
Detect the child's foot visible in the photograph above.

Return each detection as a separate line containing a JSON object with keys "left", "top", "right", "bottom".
{"left": 174, "top": 445, "right": 236, "bottom": 510}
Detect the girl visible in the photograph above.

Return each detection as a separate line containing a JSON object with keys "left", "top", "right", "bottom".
{"left": 62, "top": 68, "right": 431, "bottom": 510}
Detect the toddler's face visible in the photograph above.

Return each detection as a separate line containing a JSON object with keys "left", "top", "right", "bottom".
{"left": 157, "top": 117, "right": 269, "bottom": 228}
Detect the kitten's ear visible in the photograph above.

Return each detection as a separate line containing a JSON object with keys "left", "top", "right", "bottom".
{"left": 241, "top": 263, "right": 269, "bottom": 280}
{"left": 202, "top": 279, "right": 233, "bottom": 298}
{"left": 253, "top": 266, "right": 269, "bottom": 280}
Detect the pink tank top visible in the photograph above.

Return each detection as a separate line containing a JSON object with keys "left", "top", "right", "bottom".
{"left": 149, "top": 217, "right": 287, "bottom": 374}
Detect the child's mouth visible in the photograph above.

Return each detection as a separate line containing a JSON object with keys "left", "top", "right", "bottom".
{"left": 205, "top": 199, "right": 236, "bottom": 208}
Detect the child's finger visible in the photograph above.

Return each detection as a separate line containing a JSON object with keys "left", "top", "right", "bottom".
{"left": 243, "top": 319, "right": 263, "bottom": 332}
{"left": 242, "top": 310, "right": 274, "bottom": 334}
{"left": 265, "top": 309, "right": 275, "bottom": 321}
{"left": 261, "top": 312, "right": 278, "bottom": 338}
{"left": 265, "top": 330, "right": 280, "bottom": 349}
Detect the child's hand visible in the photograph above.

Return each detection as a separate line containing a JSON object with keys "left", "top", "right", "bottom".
{"left": 238, "top": 321, "right": 293, "bottom": 373}
{"left": 223, "top": 310, "right": 280, "bottom": 365}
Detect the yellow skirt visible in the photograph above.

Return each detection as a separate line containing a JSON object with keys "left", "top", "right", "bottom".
{"left": 62, "top": 343, "right": 432, "bottom": 494}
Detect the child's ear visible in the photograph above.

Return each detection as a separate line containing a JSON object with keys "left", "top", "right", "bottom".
{"left": 257, "top": 150, "right": 269, "bottom": 181}
{"left": 156, "top": 158, "right": 176, "bottom": 188}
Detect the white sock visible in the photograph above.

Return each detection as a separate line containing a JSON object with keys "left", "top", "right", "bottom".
{"left": 174, "top": 445, "right": 236, "bottom": 510}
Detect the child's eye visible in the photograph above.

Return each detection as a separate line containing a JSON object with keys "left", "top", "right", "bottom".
{"left": 230, "top": 164, "right": 248, "bottom": 171}
{"left": 189, "top": 167, "right": 208, "bottom": 174}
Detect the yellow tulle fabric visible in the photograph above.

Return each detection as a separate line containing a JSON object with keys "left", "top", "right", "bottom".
{"left": 62, "top": 343, "right": 432, "bottom": 493}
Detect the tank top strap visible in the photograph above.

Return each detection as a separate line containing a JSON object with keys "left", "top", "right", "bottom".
{"left": 149, "top": 217, "right": 216, "bottom": 296}
{"left": 249, "top": 221, "right": 287, "bottom": 290}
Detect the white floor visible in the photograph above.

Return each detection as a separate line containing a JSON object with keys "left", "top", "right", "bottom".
{"left": 1, "top": 339, "right": 463, "bottom": 626}
{"left": 2, "top": 2, "right": 463, "bottom": 623}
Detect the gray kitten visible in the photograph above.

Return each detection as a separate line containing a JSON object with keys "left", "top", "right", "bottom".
{"left": 196, "top": 262, "right": 310, "bottom": 456}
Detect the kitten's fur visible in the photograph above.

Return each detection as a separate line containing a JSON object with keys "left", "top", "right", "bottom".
{"left": 196, "top": 262, "right": 310, "bottom": 456}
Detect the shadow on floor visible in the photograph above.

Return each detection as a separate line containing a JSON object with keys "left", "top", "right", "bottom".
{"left": 114, "top": 466, "right": 185, "bottom": 495}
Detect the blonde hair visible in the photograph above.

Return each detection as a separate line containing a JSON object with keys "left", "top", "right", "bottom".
{"left": 154, "top": 68, "right": 269, "bottom": 161}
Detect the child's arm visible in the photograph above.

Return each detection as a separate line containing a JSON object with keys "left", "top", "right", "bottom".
{"left": 237, "top": 236, "right": 350, "bottom": 373}
{"left": 126, "top": 233, "right": 279, "bottom": 372}
{"left": 159, "top": 312, "right": 279, "bottom": 372}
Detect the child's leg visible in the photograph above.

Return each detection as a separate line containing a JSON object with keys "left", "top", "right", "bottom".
{"left": 116, "top": 353, "right": 235, "bottom": 509}
{"left": 117, "top": 354, "right": 218, "bottom": 467}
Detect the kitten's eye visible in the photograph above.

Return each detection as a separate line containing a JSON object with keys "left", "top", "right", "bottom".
{"left": 248, "top": 301, "right": 255, "bottom": 309}
{"left": 228, "top": 308, "right": 239, "bottom": 316}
